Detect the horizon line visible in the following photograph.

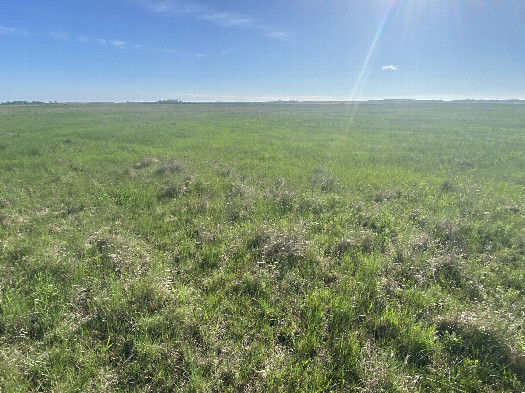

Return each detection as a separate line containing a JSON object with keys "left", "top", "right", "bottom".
{"left": 2, "top": 98, "right": 524, "bottom": 105}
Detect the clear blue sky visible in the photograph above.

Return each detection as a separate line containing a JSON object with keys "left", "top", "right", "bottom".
{"left": 1, "top": 0, "right": 524, "bottom": 102}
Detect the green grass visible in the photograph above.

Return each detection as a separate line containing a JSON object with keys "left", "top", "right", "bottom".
{"left": 0, "top": 102, "right": 524, "bottom": 392}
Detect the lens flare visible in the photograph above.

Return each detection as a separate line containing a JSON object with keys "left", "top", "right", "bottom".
{"left": 349, "top": 0, "right": 396, "bottom": 101}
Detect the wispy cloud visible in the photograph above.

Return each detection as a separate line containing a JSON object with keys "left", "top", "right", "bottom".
{"left": 382, "top": 65, "right": 398, "bottom": 71}
{"left": 110, "top": 39, "right": 127, "bottom": 47}
{"left": 51, "top": 30, "right": 71, "bottom": 41}
{"left": 142, "top": 0, "right": 291, "bottom": 40}
{"left": 76, "top": 36, "right": 90, "bottom": 43}
{"left": 0, "top": 26, "right": 15, "bottom": 35}
{"left": 49, "top": 29, "right": 197, "bottom": 57}
{"left": 149, "top": 0, "right": 206, "bottom": 16}
{"left": 264, "top": 30, "right": 291, "bottom": 42}
{"left": 51, "top": 31, "right": 90, "bottom": 43}
{"left": 0, "top": 25, "right": 29, "bottom": 36}
{"left": 221, "top": 48, "right": 233, "bottom": 56}
{"left": 52, "top": 31, "right": 125, "bottom": 48}
{"left": 198, "top": 11, "right": 254, "bottom": 27}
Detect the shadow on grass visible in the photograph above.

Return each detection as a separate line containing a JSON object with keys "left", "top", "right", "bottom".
{"left": 436, "top": 319, "right": 525, "bottom": 383}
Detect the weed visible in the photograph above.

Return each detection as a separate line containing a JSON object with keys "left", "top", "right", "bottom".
{"left": 155, "top": 159, "right": 185, "bottom": 174}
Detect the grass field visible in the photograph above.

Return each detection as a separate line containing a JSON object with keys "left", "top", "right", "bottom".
{"left": 0, "top": 102, "right": 524, "bottom": 392}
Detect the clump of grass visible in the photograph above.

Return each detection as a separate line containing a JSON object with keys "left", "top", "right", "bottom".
{"left": 373, "top": 188, "right": 402, "bottom": 202}
{"left": 506, "top": 204, "right": 521, "bottom": 213}
{"left": 311, "top": 168, "right": 338, "bottom": 192}
{"left": 133, "top": 157, "right": 156, "bottom": 169}
{"left": 434, "top": 318, "right": 525, "bottom": 390}
{"left": 441, "top": 180, "right": 456, "bottom": 192}
{"left": 155, "top": 159, "right": 185, "bottom": 174}
{"left": 247, "top": 226, "right": 310, "bottom": 267}
{"left": 266, "top": 182, "right": 296, "bottom": 213}
{"left": 158, "top": 176, "right": 204, "bottom": 200}
{"left": 331, "top": 230, "right": 385, "bottom": 257}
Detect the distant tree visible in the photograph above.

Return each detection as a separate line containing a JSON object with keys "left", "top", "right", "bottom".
{"left": 1, "top": 100, "right": 47, "bottom": 105}
{"left": 157, "top": 99, "right": 183, "bottom": 104}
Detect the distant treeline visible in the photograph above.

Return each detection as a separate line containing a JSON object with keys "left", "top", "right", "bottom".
{"left": 1, "top": 101, "right": 61, "bottom": 105}
{"left": 156, "top": 99, "right": 184, "bottom": 104}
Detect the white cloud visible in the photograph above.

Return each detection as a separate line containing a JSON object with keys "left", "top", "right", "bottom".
{"left": 49, "top": 28, "right": 205, "bottom": 58}
{"left": 53, "top": 31, "right": 125, "bottom": 48}
{"left": 0, "top": 25, "right": 29, "bottom": 36}
{"left": 198, "top": 12, "right": 254, "bottom": 27}
{"left": 264, "top": 30, "right": 291, "bottom": 42}
{"left": 148, "top": 0, "right": 254, "bottom": 27}
{"left": 382, "top": 65, "right": 398, "bottom": 71}
{"left": 151, "top": 0, "right": 174, "bottom": 14}
{"left": 110, "top": 39, "right": 126, "bottom": 47}
{"left": 51, "top": 30, "right": 71, "bottom": 41}
{"left": 0, "top": 26, "right": 15, "bottom": 35}
{"left": 150, "top": 0, "right": 206, "bottom": 16}
{"left": 141, "top": 0, "right": 291, "bottom": 40}
{"left": 221, "top": 48, "right": 233, "bottom": 55}
{"left": 51, "top": 31, "right": 90, "bottom": 43}
{"left": 75, "top": 36, "right": 90, "bottom": 43}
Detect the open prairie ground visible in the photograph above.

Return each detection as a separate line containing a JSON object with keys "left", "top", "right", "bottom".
{"left": 0, "top": 102, "right": 524, "bottom": 392}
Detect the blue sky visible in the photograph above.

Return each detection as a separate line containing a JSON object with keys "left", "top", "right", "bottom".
{"left": 1, "top": 0, "right": 524, "bottom": 102}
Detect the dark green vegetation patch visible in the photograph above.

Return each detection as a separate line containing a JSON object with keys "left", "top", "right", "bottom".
{"left": 0, "top": 103, "right": 524, "bottom": 392}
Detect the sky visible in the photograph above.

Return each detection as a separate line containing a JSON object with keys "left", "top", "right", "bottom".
{"left": 1, "top": 0, "right": 524, "bottom": 102}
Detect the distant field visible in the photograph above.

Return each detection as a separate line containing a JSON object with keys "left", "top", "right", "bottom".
{"left": 0, "top": 102, "right": 524, "bottom": 392}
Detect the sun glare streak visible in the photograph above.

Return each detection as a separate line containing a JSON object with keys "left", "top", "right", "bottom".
{"left": 349, "top": 0, "right": 396, "bottom": 102}
{"left": 322, "top": 0, "right": 397, "bottom": 172}
{"left": 340, "top": 0, "right": 396, "bottom": 143}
